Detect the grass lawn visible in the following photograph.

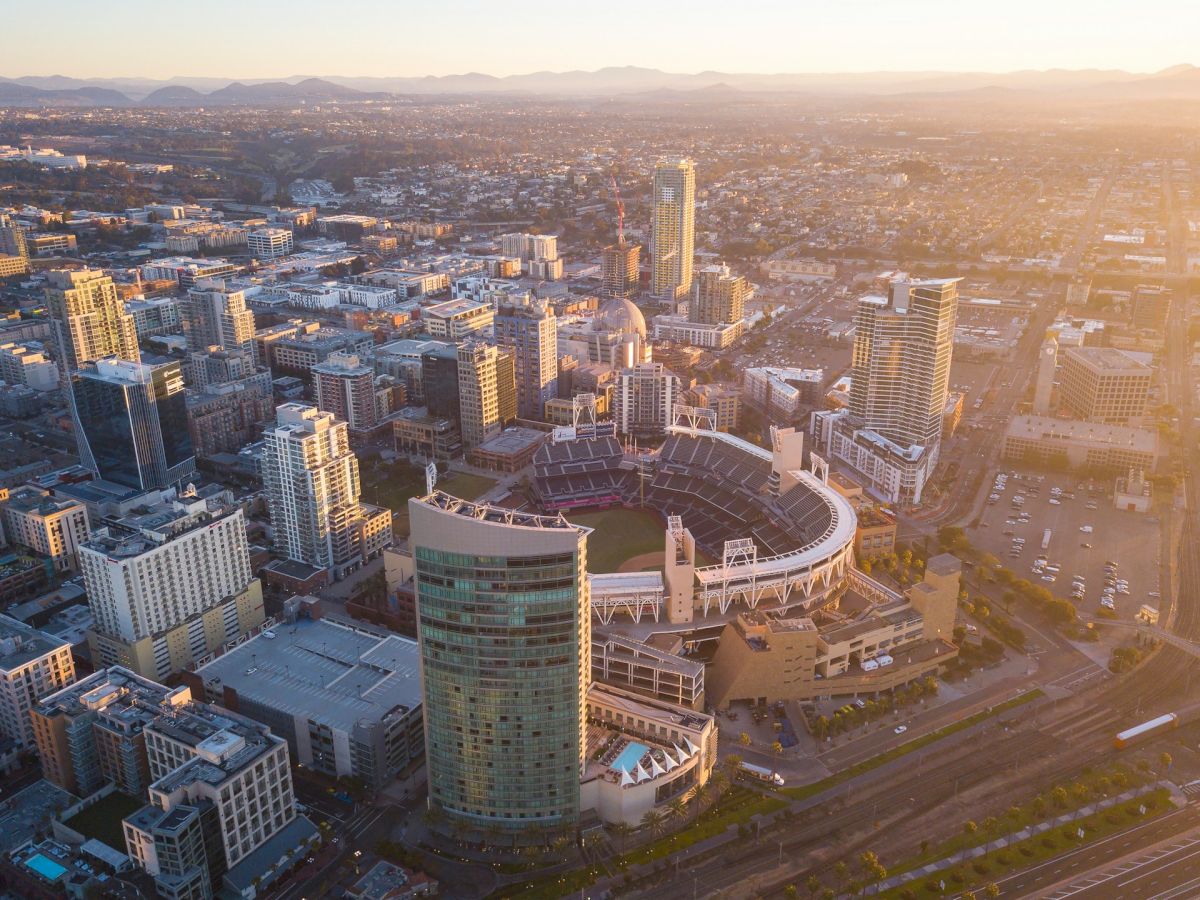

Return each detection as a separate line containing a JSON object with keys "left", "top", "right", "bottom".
{"left": 63, "top": 791, "right": 145, "bottom": 850}
{"left": 564, "top": 506, "right": 666, "bottom": 573}
{"left": 872, "top": 788, "right": 1172, "bottom": 899}
{"left": 437, "top": 472, "right": 498, "bottom": 501}
{"left": 359, "top": 460, "right": 426, "bottom": 513}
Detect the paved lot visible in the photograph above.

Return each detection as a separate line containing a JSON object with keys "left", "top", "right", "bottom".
{"left": 968, "top": 468, "right": 1162, "bottom": 621}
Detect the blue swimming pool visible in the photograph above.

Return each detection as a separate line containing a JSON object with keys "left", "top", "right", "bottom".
{"left": 25, "top": 853, "right": 67, "bottom": 880}
{"left": 612, "top": 741, "right": 649, "bottom": 773}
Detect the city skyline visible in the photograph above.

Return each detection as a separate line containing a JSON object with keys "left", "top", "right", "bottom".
{"left": 3, "top": 0, "right": 1198, "bottom": 80}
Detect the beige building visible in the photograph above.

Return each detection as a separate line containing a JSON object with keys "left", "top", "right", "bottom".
{"left": 0, "top": 486, "right": 91, "bottom": 572}
{"left": 692, "top": 264, "right": 747, "bottom": 325}
{"left": 0, "top": 616, "right": 75, "bottom": 747}
{"left": 1002, "top": 415, "right": 1158, "bottom": 474}
{"left": 422, "top": 298, "right": 495, "bottom": 340}
{"left": 1059, "top": 347, "right": 1152, "bottom": 425}
{"left": 601, "top": 242, "right": 641, "bottom": 299}
{"left": 457, "top": 340, "right": 515, "bottom": 449}
{"left": 650, "top": 158, "right": 695, "bottom": 300}
{"left": 706, "top": 555, "right": 961, "bottom": 709}
{"left": 44, "top": 268, "right": 139, "bottom": 370}
{"left": 32, "top": 666, "right": 172, "bottom": 797}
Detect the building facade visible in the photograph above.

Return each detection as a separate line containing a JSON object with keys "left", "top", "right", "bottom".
{"left": 692, "top": 264, "right": 746, "bottom": 325}
{"left": 1059, "top": 347, "right": 1152, "bottom": 425}
{"left": 493, "top": 296, "right": 558, "bottom": 420}
{"left": 409, "top": 493, "right": 591, "bottom": 834}
{"left": 72, "top": 357, "right": 196, "bottom": 492}
{"left": 0, "top": 616, "right": 74, "bottom": 747}
{"left": 650, "top": 159, "right": 695, "bottom": 301}
{"left": 612, "top": 362, "right": 682, "bottom": 438}
{"left": 44, "top": 269, "right": 139, "bottom": 371}
{"left": 0, "top": 487, "right": 91, "bottom": 572}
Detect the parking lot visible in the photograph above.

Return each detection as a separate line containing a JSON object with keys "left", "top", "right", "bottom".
{"left": 967, "top": 468, "right": 1163, "bottom": 621}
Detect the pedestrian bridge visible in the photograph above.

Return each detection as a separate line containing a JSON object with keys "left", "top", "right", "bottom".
{"left": 1090, "top": 620, "right": 1200, "bottom": 659}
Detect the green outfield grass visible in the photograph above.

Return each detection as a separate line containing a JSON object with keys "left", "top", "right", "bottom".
{"left": 566, "top": 506, "right": 666, "bottom": 573}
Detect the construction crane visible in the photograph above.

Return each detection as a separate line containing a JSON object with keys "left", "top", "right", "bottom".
{"left": 609, "top": 174, "right": 626, "bottom": 246}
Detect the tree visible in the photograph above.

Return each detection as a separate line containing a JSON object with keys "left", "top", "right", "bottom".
{"left": 612, "top": 822, "right": 633, "bottom": 851}
{"left": 641, "top": 808, "right": 667, "bottom": 836}
{"left": 1160, "top": 751, "right": 1174, "bottom": 772}
{"left": 723, "top": 753, "right": 744, "bottom": 780}
{"left": 984, "top": 883, "right": 1001, "bottom": 898}
{"left": 785, "top": 886, "right": 799, "bottom": 899}
{"left": 834, "top": 861, "right": 849, "bottom": 885}
{"left": 923, "top": 676, "right": 940, "bottom": 696}
{"left": 772, "top": 740, "right": 784, "bottom": 755}
{"left": 814, "top": 716, "right": 830, "bottom": 742}
{"left": 806, "top": 874, "right": 822, "bottom": 896}
{"left": 667, "top": 797, "right": 688, "bottom": 823}
{"left": 964, "top": 820, "right": 979, "bottom": 836}
{"left": 739, "top": 732, "right": 752, "bottom": 746}
{"left": 1051, "top": 786, "right": 1070, "bottom": 808}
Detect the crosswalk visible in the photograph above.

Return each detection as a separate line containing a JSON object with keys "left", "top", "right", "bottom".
{"left": 1180, "top": 780, "right": 1200, "bottom": 798}
{"left": 1043, "top": 835, "right": 1200, "bottom": 898}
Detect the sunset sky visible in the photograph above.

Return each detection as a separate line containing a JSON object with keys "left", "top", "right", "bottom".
{"left": 5, "top": 0, "right": 1197, "bottom": 80}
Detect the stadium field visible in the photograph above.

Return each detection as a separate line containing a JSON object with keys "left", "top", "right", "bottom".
{"left": 565, "top": 506, "right": 666, "bottom": 573}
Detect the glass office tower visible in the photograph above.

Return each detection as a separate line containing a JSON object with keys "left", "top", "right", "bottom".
{"left": 72, "top": 357, "right": 195, "bottom": 491}
{"left": 409, "top": 493, "right": 591, "bottom": 834}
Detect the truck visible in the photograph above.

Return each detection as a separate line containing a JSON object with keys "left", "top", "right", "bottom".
{"left": 738, "top": 761, "right": 785, "bottom": 787}
{"left": 1041, "top": 529, "right": 1052, "bottom": 551}
{"left": 1114, "top": 713, "right": 1179, "bottom": 749}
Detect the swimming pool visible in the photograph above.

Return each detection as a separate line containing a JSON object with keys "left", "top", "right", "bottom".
{"left": 612, "top": 741, "right": 649, "bottom": 773}
{"left": 25, "top": 853, "right": 67, "bottom": 880}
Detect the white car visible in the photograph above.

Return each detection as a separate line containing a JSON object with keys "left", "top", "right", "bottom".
{"left": 894, "top": 725, "right": 908, "bottom": 735}
{"left": 1049, "top": 499, "right": 1061, "bottom": 506}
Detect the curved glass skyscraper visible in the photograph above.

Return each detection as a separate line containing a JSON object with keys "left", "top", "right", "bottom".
{"left": 409, "top": 493, "right": 591, "bottom": 834}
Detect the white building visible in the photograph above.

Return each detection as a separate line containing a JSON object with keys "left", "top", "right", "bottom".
{"left": 613, "top": 363, "right": 682, "bottom": 438}
{"left": 0, "top": 342, "right": 59, "bottom": 391}
{"left": 79, "top": 491, "right": 264, "bottom": 680}
{"left": 0, "top": 487, "right": 91, "bottom": 572}
{"left": 246, "top": 227, "right": 294, "bottom": 260}
{"left": 422, "top": 298, "right": 495, "bottom": 340}
{"left": 261, "top": 403, "right": 391, "bottom": 579}
{"left": 651, "top": 314, "right": 744, "bottom": 350}
{"left": 0, "top": 615, "right": 75, "bottom": 747}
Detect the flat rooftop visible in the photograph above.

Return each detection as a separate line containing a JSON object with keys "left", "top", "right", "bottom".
{"left": 475, "top": 427, "right": 547, "bottom": 456}
{"left": 1063, "top": 346, "right": 1151, "bottom": 373}
{"left": 195, "top": 616, "right": 421, "bottom": 734}
{"left": 150, "top": 703, "right": 277, "bottom": 792}
{"left": 0, "top": 615, "right": 69, "bottom": 673}
{"left": 1006, "top": 415, "right": 1159, "bottom": 452}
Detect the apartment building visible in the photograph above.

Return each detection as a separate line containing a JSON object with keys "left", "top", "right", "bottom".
{"left": 0, "top": 616, "right": 75, "bottom": 747}
{"left": 44, "top": 269, "right": 138, "bottom": 370}
{"left": 80, "top": 490, "right": 264, "bottom": 680}
{"left": 0, "top": 486, "right": 91, "bottom": 572}
{"left": 246, "top": 227, "right": 293, "bottom": 260}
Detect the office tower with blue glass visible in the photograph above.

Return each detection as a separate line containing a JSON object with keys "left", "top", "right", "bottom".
{"left": 72, "top": 357, "right": 196, "bottom": 492}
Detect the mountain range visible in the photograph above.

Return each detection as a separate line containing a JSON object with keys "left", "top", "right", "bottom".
{"left": 1, "top": 65, "right": 1199, "bottom": 106}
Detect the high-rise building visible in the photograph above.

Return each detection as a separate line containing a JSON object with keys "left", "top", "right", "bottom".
{"left": 613, "top": 362, "right": 682, "bottom": 438}
{"left": 0, "top": 616, "right": 74, "bottom": 748}
{"left": 457, "top": 341, "right": 516, "bottom": 449}
{"left": 601, "top": 242, "right": 641, "bottom": 300}
{"left": 493, "top": 296, "right": 558, "bottom": 420}
{"left": 420, "top": 343, "right": 462, "bottom": 424}
{"left": 1032, "top": 333, "right": 1058, "bottom": 416}
{"left": 812, "top": 277, "right": 959, "bottom": 505}
{"left": 849, "top": 278, "right": 960, "bottom": 450}
{"left": 0, "top": 214, "right": 30, "bottom": 276}
{"left": 409, "top": 492, "right": 591, "bottom": 834}
{"left": 313, "top": 353, "right": 379, "bottom": 433}
{"left": 71, "top": 357, "right": 196, "bottom": 492}
{"left": 80, "top": 490, "right": 265, "bottom": 680}
{"left": 1059, "top": 347, "right": 1152, "bottom": 425}
{"left": 261, "top": 403, "right": 391, "bottom": 578}
{"left": 0, "top": 486, "right": 91, "bottom": 572}
{"left": 692, "top": 264, "right": 747, "bottom": 325}
{"left": 180, "top": 280, "right": 256, "bottom": 361}
{"left": 0, "top": 341, "right": 59, "bottom": 391}
{"left": 44, "top": 269, "right": 139, "bottom": 371}
{"left": 650, "top": 158, "right": 695, "bottom": 301}
{"left": 1131, "top": 284, "right": 1170, "bottom": 333}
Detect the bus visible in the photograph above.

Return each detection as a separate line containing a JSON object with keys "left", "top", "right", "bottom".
{"left": 1041, "top": 529, "right": 1052, "bottom": 551}
{"left": 738, "top": 762, "right": 785, "bottom": 787}
{"left": 1114, "top": 713, "right": 1179, "bottom": 749}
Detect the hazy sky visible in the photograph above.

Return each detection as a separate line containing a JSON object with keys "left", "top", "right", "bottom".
{"left": 5, "top": 0, "right": 1197, "bottom": 80}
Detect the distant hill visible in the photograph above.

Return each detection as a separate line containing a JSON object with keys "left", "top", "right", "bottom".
{"left": 2, "top": 65, "right": 1200, "bottom": 108}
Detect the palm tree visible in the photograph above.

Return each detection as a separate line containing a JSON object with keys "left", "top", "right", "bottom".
{"left": 667, "top": 797, "right": 688, "bottom": 823}
{"left": 641, "top": 808, "right": 667, "bottom": 837}
{"left": 1160, "top": 751, "right": 1174, "bottom": 773}
{"left": 806, "top": 874, "right": 822, "bottom": 896}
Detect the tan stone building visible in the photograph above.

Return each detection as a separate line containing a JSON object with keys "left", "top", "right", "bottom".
{"left": 706, "top": 554, "right": 961, "bottom": 708}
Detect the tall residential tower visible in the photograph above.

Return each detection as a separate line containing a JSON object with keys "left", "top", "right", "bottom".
{"left": 650, "top": 158, "right": 695, "bottom": 301}
{"left": 45, "top": 268, "right": 139, "bottom": 371}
